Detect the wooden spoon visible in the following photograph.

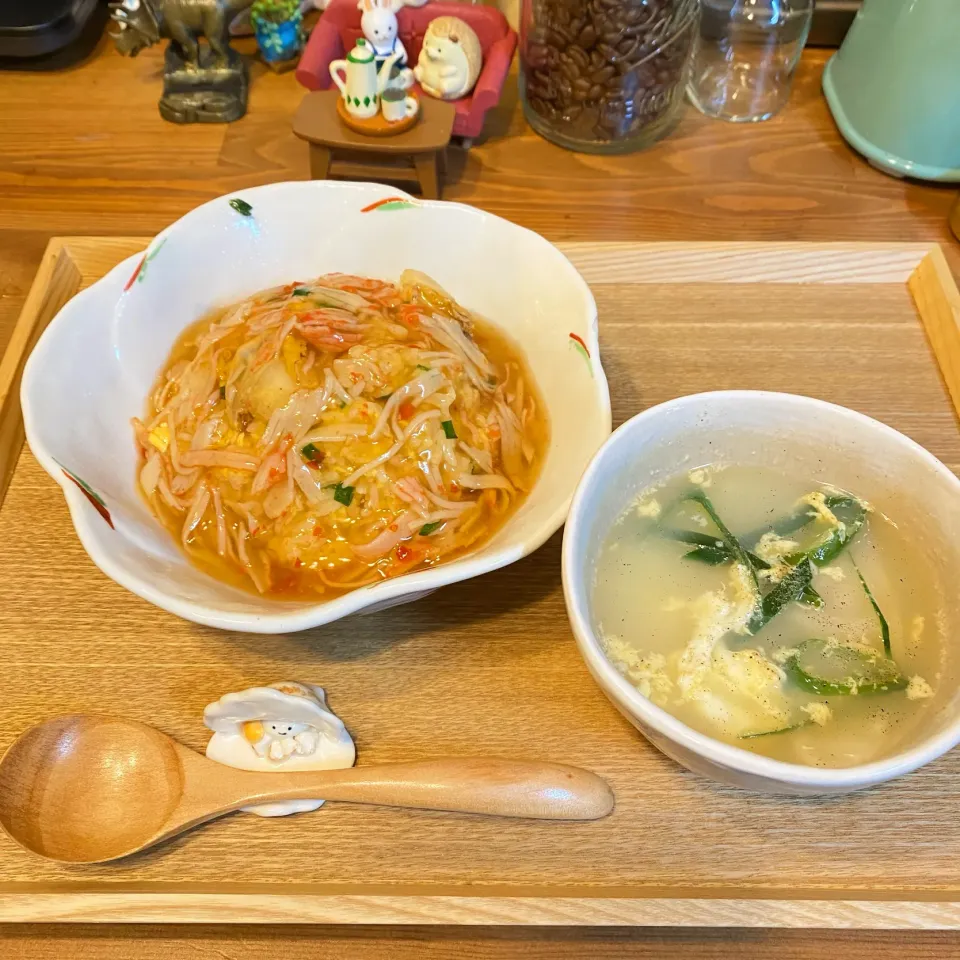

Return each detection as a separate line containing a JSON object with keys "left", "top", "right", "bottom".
{"left": 0, "top": 715, "right": 614, "bottom": 863}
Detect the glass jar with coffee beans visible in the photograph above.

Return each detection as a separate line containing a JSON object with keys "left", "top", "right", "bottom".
{"left": 521, "top": 0, "right": 699, "bottom": 153}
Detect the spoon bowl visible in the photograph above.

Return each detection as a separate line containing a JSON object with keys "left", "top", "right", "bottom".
{"left": 0, "top": 715, "right": 615, "bottom": 863}
{"left": 0, "top": 716, "right": 187, "bottom": 862}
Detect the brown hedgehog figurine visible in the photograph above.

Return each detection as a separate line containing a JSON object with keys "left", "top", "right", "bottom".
{"left": 414, "top": 16, "right": 482, "bottom": 100}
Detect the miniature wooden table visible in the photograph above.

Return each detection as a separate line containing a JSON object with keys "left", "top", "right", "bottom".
{"left": 293, "top": 90, "right": 456, "bottom": 199}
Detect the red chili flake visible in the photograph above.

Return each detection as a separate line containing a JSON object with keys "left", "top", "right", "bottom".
{"left": 398, "top": 401, "right": 415, "bottom": 421}
{"left": 313, "top": 525, "right": 323, "bottom": 537}
{"left": 294, "top": 558, "right": 302, "bottom": 569}
{"left": 449, "top": 482, "right": 460, "bottom": 493}
{"left": 389, "top": 523, "right": 398, "bottom": 532}
{"left": 349, "top": 371, "right": 361, "bottom": 383}
{"left": 396, "top": 544, "right": 411, "bottom": 562}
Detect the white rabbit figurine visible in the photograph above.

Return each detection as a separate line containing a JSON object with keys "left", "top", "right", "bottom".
{"left": 358, "top": 0, "right": 427, "bottom": 87}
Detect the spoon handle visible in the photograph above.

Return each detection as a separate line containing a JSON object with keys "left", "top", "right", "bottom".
{"left": 224, "top": 758, "right": 614, "bottom": 821}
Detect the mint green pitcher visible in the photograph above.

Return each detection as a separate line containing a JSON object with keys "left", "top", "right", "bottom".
{"left": 823, "top": 0, "right": 960, "bottom": 182}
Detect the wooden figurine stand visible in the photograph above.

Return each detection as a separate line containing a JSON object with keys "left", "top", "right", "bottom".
{"left": 293, "top": 90, "right": 456, "bottom": 200}
{"left": 108, "top": 0, "right": 249, "bottom": 125}
{"left": 160, "top": 46, "right": 248, "bottom": 124}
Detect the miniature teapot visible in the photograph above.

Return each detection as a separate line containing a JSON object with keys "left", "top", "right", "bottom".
{"left": 330, "top": 38, "right": 402, "bottom": 120}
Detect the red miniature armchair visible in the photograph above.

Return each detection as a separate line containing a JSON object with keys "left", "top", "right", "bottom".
{"left": 296, "top": 0, "right": 518, "bottom": 143}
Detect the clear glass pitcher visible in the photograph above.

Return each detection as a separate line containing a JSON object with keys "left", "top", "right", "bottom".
{"left": 687, "top": 0, "right": 813, "bottom": 122}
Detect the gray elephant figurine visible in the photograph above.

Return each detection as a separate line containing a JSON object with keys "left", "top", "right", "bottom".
{"left": 109, "top": 0, "right": 252, "bottom": 123}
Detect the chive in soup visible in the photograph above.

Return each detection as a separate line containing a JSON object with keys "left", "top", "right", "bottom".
{"left": 592, "top": 465, "right": 947, "bottom": 768}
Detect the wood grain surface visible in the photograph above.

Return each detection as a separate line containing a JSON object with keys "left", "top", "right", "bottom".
{"left": 0, "top": 242, "right": 81, "bottom": 506}
{"left": 1, "top": 238, "right": 959, "bottom": 931}
{"left": 2, "top": 31, "right": 960, "bottom": 960}
{"left": 4, "top": 925, "right": 960, "bottom": 960}
{"left": 1, "top": 43, "right": 959, "bottom": 363}
{"left": 910, "top": 246, "right": 960, "bottom": 416}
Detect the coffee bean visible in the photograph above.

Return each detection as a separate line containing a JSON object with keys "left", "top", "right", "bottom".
{"left": 528, "top": 96, "right": 548, "bottom": 116}
{"left": 540, "top": 100, "right": 560, "bottom": 120}
{"left": 526, "top": 43, "right": 551, "bottom": 70}
{"left": 596, "top": 42, "right": 620, "bottom": 62}
{"left": 522, "top": 0, "right": 696, "bottom": 146}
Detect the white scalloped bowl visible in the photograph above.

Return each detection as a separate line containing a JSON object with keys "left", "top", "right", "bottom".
{"left": 22, "top": 182, "right": 610, "bottom": 633}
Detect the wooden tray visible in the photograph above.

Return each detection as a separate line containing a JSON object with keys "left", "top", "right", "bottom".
{"left": 0, "top": 237, "right": 959, "bottom": 928}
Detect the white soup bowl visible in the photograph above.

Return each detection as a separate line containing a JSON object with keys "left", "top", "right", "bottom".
{"left": 562, "top": 391, "right": 960, "bottom": 794}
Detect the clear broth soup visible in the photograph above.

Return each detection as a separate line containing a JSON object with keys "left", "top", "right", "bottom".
{"left": 592, "top": 465, "right": 949, "bottom": 768}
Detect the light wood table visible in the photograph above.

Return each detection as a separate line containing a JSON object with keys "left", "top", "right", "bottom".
{"left": 0, "top": 33, "right": 959, "bottom": 960}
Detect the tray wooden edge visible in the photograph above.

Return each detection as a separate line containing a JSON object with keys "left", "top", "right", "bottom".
{"left": 4, "top": 890, "right": 960, "bottom": 927}
{"left": 0, "top": 236, "right": 149, "bottom": 510}
{"left": 0, "top": 239, "right": 78, "bottom": 509}
{"left": 909, "top": 245, "right": 960, "bottom": 419}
